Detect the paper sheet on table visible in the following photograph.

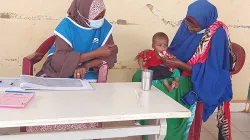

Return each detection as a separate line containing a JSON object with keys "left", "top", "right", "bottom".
{"left": 0, "top": 93, "right": 34, "bottom": 108}
{"left": 0, "top": 78, "right": 23, "bottom": 91}
{"left": 20, "top": 75, "right": 94, "bottom": 91}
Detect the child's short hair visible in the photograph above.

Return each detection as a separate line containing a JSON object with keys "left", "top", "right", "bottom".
{"left": 152, "top": 32, "right": 169, "bottom": 41}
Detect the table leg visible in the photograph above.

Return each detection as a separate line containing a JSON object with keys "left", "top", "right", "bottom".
{"left": 148, "top": 119, "right": 167, "bottom": 140}
{"left": 93, "top": 122, "right": 102, "bottom": 140}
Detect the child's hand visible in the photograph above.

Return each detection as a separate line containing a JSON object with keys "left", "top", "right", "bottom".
{"left": 134, "top": 49, "right": 151, "bottom": 61}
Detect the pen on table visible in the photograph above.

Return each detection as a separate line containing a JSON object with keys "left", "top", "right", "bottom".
{"left": 10, "top": 79, "right": 17, "bottom": 86}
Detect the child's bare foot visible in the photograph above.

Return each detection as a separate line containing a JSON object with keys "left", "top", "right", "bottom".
{"left": 172, "top": 80, "right": 179, "bottom": 89}
{"left": 164, "top": 80, "right": 174, "bottom": 92}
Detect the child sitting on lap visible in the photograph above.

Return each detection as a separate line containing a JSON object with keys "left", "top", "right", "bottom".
{"left": 136, "top": 32, "right": 180, "bottom": 92}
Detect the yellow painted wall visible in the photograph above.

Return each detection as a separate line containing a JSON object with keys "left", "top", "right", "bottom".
{"left": 0, "top": 0, "right": 249, "bottom": 101}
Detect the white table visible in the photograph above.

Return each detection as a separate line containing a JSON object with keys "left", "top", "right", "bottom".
{"left": 0, "top": 82, "right": 190, "bottom": 140}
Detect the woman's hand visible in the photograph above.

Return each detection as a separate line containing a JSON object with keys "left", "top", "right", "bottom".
{"left": 74, "top": 67, "right": 87, "bottom": 79}
{"left": 134, "top": 49, "right": 151, "bottom": 61}
{"left": 96, "top": 44, "right": 117, "bottom": 57}
{"left": 163, "top": 57, "right": 183, "bottom": 68}
{"left": 164, "top": 57, "right": 192, "bottom": 72}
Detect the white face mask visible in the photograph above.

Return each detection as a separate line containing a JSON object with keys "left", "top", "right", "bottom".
{"left": 77, "top": 10, "right": 104, "bottom": 29}
{"left": 197, "top": 29, "right": 206, "bottom": 34}
{"left": 88, "top": 18, "right": 104, "bottom": 29}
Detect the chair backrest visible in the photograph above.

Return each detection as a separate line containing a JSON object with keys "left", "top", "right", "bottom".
{"left": 35, "top": 35, "right": 56, "bottom": 55}
{"left": 231, "top": 42, "right": 246, "bottom": 75}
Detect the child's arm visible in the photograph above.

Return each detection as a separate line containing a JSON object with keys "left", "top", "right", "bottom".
{"left": 137, "top": 50, "right": 152, "bottom": 70}
{"left": 138, "top": 57, "right": 145, "bottom": 70}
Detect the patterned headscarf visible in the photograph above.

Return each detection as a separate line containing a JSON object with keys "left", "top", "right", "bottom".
{"left": 67, "top": 0, "right": 106, "bottom": 26}
{"left": 89, "top": 0, "right": 106, "bottom": 20}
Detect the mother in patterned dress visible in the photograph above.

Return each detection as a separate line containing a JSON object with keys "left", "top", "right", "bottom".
{"left": 26, "top": 0, "right": 118, "bottom": 132}
{"left": 166, "top": 0, "right": 233, "bottom": 139}
{"left": 133, "top": 0, "right": 233, "bottom": 140}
